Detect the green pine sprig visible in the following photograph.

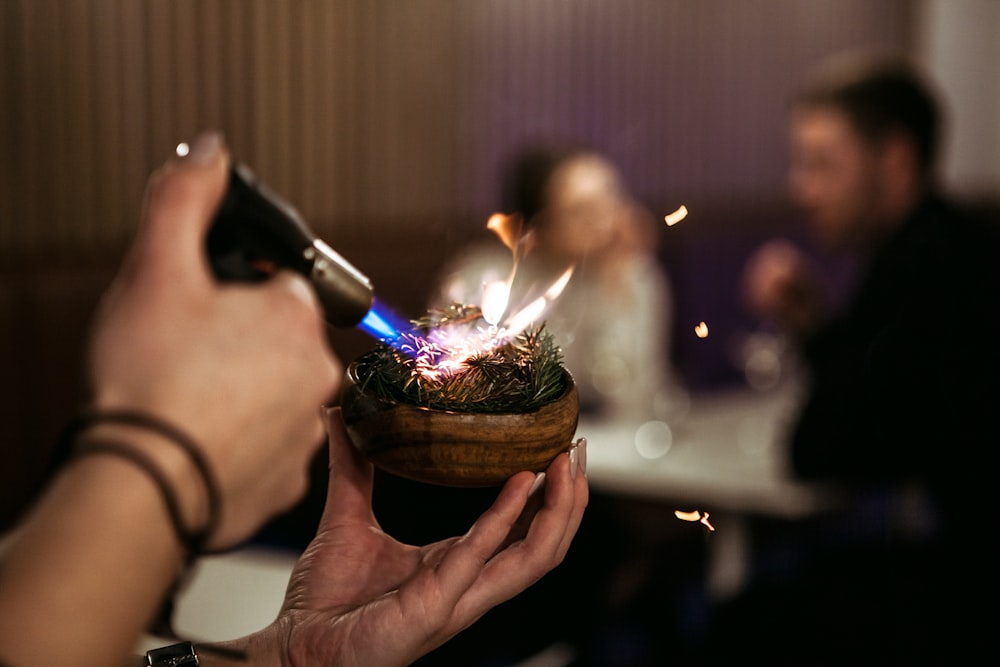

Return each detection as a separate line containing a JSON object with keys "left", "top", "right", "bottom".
{"left": 354, "top": 303, "right": 567, "bottom": 413}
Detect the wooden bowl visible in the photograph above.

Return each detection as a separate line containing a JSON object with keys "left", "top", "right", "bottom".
{"left": 339, "top": 360, "right": 579, "bottom": 487}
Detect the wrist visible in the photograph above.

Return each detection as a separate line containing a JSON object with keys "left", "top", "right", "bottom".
{"left": 57, "top": 407, "right": 222, "bottom": 555}
{"left": 194, "top": 626, "right": 288, "bottom": 667}
{"left": 82, "top": 422, "right": 210, "bottom": 544}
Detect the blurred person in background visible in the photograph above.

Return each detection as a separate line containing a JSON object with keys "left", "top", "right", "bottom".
{"left": 708, "top": 51, "right": 1000, "bottom": 663}
{"left": 435, "top": 144, "right": 684, "bottom": 423}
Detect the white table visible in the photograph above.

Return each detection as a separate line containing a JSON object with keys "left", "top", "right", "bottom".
{"left": 578, "top": 382, "right": 838, "bottom": 518}
{"left": 577, "top": 382, "right": 840, "bottom": 598}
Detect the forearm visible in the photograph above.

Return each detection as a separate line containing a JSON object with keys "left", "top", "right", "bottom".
{"left": 0, "top": 450, "right": 187, "bottom": 666}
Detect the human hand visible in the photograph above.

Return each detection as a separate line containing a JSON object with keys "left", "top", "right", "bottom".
{"left": 742, "top": 239, "right": 828, "bottom": 339}
{"left": 242, "top": 408, "right": 588, "bottom": 667}
{"left": 85, "top": 133, "right": 341, "bottom": 549}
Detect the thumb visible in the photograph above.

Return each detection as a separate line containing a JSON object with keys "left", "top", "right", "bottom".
{"left": 320, "top": 406, "right": 377, "bottom": 524}
{"left": 126, "top": 132, "right": 230, "bottom": 284}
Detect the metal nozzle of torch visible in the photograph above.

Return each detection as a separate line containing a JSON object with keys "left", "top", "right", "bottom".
{"left": 207, "top": 163, "right": 404, "bottom": 342}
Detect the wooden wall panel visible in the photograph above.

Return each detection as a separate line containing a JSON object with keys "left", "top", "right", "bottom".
{"left": 0, "top": 0, "right": 913, "bottom": 259}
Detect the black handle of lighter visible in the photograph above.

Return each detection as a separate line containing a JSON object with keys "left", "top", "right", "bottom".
{"left": 207, "top": 163, "right": 374, "bottom": 327}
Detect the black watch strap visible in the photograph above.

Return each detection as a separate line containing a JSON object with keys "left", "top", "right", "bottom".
{"left": 146, "top": 641, "right": 198, "bottom": 666}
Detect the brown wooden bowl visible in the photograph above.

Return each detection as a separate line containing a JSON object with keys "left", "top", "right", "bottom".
{"left": 339, "top": 360, "right": 579, "bottom": 487}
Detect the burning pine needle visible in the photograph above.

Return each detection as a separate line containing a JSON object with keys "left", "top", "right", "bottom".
{"left": 354, "top": 303, "right": 567, "bottom": 414}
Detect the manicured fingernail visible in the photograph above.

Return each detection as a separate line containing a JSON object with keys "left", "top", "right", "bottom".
{"left": 528, "top": 472, "right": 546, "bottom": 497}
{"left": 175, "top": 131, "right": 223, "bottom": 165}
{"left": 577, "top": 437, "right": 588, "bottom": 477}
{"left": 569, "top": 446, "right": 579, "bottom": 480}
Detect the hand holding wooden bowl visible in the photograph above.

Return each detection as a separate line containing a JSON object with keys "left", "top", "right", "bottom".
{"left": 339, "top": 360, "right": 580, "bottom": 487}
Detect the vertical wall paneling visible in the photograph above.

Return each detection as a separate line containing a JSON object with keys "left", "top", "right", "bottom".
{"left": 1, "top": 0, "right": 919, "bottom": 259}
{"left": 0, "top": 0, "right": 21, "bottom": 249}
{"left": 90, "top": 0, "right": 124, "bottom": 248}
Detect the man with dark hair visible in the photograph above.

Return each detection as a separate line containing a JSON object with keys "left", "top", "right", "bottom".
{"left": 792, "top": 53, "right": 940, "bottom": 178}
{"left": 711, "top": 52, "right": 1000, "bottom": 663}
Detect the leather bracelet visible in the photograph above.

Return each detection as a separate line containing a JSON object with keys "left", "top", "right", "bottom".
{"left": 56, "top": 408, "right": 221, "bottom": 555}
{"left": 71, "top": 437, "right": 200, "bottom": 639}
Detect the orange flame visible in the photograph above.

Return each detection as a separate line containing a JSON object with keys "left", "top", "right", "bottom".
{"left": 694, "top": 321, "right": 709, "bottom": 338}
{"left": 486, "top": 212, "right": 524, "bottom": 252}
{"left": 480, "top": 212, "right": 573, "bottom": 335}
{"left": 410, "top": 213, "right": 575, "bottom": 379}
{"left": 480, "top": 213, "right": 526, "bottom": 326}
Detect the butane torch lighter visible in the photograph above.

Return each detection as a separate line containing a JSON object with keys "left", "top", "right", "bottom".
{"left": 207, "top": 163, "right": 404, "bottom": 341}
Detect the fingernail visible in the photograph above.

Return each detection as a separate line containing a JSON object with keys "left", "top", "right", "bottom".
{"left": 528, "top": 472, "right": 546, "bottom": 497}
{"left": 569, "top": 446, "right": 579, "bottom": 480}
{"left": 176, "top": 131, "right": 223, "bottom": 165}
{"left": 577, "top": 437, "right": 588, "bottom": 477}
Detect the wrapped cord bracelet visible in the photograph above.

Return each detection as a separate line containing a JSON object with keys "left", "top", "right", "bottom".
{"left": 57, "top": 408, "right": 222, "bottom": 556}
{"left": 74, "top": 439, "right": 197, "bottom": 550}
{"left": 54, "top": 411, "right": 245, "bottom": 656}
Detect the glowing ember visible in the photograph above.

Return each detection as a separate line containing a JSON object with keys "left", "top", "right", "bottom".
{"left": 396, "top": 318, "right": 502, "bottom": 382}
{"left": 674, "top": 509, "right": 715, "bottom": 532}
{"left": 694, "top": 321, "right": 709, "bottom": 338}
{"left": 664, "top": 205, "right": 689, "bottom": 226}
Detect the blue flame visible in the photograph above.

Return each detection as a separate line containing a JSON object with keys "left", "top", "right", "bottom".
{"left": 357, "top": 297, "right": 409, "bottom": 349}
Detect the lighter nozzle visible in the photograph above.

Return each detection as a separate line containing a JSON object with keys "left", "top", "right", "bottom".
{"left": 305, "top": 239, "right": 374, "bottom": 327}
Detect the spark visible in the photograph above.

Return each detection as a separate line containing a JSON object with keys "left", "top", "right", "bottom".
{"left": 675, "top": 509, "right": 715, "bottom": 532}
{"left": 694, "top": 321, "right": 709, "bottom": 338}
{"left": 664, "top": 205, "right": 689, "bottom": 226}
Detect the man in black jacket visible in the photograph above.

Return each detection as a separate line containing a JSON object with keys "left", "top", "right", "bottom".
{"left": 712, "top": 52, "right": 1000, "bottom": 663}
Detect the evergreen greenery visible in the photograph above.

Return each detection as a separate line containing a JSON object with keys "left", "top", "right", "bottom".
{"left": 354, "top": 303, "right": 567, "bottom": 413}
